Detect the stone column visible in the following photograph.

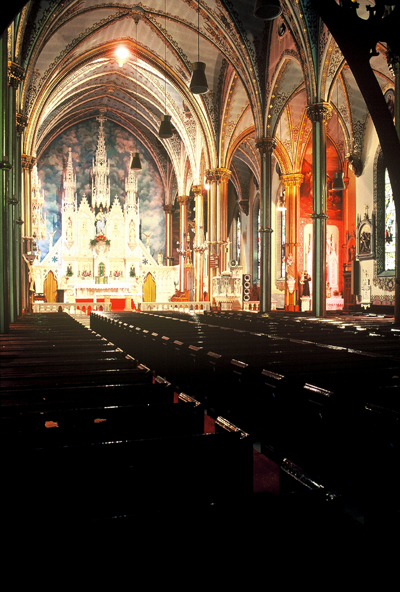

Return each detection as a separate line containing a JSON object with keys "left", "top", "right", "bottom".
{"left": 256, "top": 137, "right": 276, "bottom": 314}
{"left": 205, "top": 171, "right": 217, "bottom": 303}
{"left": 205, "top": 168, "right": 231, "bottom": 277}
{"left": 216, "top": 168, "right": 231, "bottom": 272}
{"left": 176, "top": 196, "right": 189, "bottom": 292}
{"left": 306, "top": 102, "right": 332, "bottom": 317}
{"left": 281, "top": 173, "right": 304, "bottom": 311}
{"left": 163, "top": 204, "right": 175, "bottom": 266}
{"left": 192, "top": 184, "right": 205, "bottom": 301}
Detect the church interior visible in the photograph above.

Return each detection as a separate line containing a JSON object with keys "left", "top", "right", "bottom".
{"left": 1, "top": 0, "right": 400, "bottom": 569}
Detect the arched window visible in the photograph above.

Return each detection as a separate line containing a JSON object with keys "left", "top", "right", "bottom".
{"left": 252, "top": 194, "right": 260, "bottom": 283}
{"left": 236, "top": 216, "right": 241, "bottom": 261}
{"left": 375, "top": 150, "right": 396, "bottom": 277}
{"left": 277, "top": 189, "right": 286, "bottom": 279}
{"left": 384, "top": 168, "right": 396, "bottom": 271}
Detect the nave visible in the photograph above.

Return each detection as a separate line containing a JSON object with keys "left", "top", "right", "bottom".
{"left": 1, "top": 310, "right": 399, "bottom": 575}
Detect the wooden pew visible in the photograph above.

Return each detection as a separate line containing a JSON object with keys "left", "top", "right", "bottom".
{"left": 0, "top": 377, "right": 174, "bottom": 414}
{"left": 2, "top": 416, "right": 253, "bottom": 527}
{"left": 1, "top": 393, "right": 205, "bottom": 447}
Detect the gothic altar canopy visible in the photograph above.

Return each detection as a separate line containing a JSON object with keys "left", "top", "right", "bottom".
{"left": 32, "top": 115, "right": 178, "bottom": 307}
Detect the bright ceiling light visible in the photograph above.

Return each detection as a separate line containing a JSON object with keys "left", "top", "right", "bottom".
{"left": 116, "top": 46, "right": 129, "bottom": 67}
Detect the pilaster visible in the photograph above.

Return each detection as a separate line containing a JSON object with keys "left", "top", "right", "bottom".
{"left": 281, "top": 173, "right": 304, "bottom": 311}
{"left": 176, "top": 196, "right": 190, "bottom": 292}
{"left": 192, "top": 185, "right": 206, "bottom": 301}
{"left": 163, "top": 203, "right": 175, "bottom": 266}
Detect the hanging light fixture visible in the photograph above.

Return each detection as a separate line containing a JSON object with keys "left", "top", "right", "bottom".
{"left": 130, "top": 151, "right": 142, "bottom": 170}
{"left": 332, "top": 77, "right": 345, "bottom": 191}
{"left": 131, "top": 15, "right": 142, "bottom": 170}
{"left": 253, "top": 0, "right": 282, "bottom": 20}
{"left": 190, "top": 0, "right": 208, "bottom": 94}
{"left": 159, "top": 0, "right": 173, "bottom": 138}
{"left": 332, "top": 172, "right": 345, "bottom": 191}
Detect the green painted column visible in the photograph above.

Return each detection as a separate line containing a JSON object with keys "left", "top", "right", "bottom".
{"left": 306, "top": 103, "right": 332, "bottom": 318}
{"left": 0, "top": 31, "right": 11, "bottom": 333}
{"left": 256, "top": 137, "right": 276, "bottom": 314}
{"left": 8, "top": 62, "right": 25, "bottom": 321}
{"left": 15, "top": 115, "right": 25, "bottom": 317}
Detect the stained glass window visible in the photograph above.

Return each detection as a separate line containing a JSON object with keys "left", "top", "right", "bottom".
{"left": 236, "top": 217, "right": 241, "bottom": 261}
{"left": 385, "top": 168, "right": 396, "bottom": 271}
{"left": 280, "top": 208, "right": 286, "bottom": 278}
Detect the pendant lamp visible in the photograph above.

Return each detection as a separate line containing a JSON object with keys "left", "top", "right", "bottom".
{"left": 190, "top": 0, "right": 208, "bottom": 94}
{"left": 254, "top": 0, "right": 282, "bottom": 20}
{"left": 332, "top": 79, "right": 345, "bottom": 190}
{"left": 131, "top": 16, "right": 142, "bottom": 169}
{"left": 131, "top": 152, "right": 142, "bottom": 170}
{"left": 332, "top": 172, "right": 345, "bottom": 191}
{"left": 159, "top": 114, "right": 173, "bottom": 139}
{"left": 159, "top": 1, "right": 173, "bottom": 138}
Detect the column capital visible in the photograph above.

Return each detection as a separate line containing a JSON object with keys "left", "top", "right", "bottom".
{"left": 281, "top": 173, "right": 304, "bottom": 188}
{"left": 16, "top": 112, "right": 28, "bottom": 135}
{"left": 255, "top": 137, "right": 276, "bottom": 154}
{"left": 8, "top": 61, "right": 25, "bottom": 88}
{"left": 21, "top": 154, "right": 37, "bottom": 170}
{"left": 176, "top": 195, "right": 190, "bottom": 206}
{"left": 192, "top": 184, "right": 203, "bottom": 196}
{"left": 205, "top": 168, "right": 231, "bottom": 184}
{"left": 163, "top": 204, "right": 175, "bottom": 214}
{"left": 306, "top": 102, "right": 333, "bottom": 123}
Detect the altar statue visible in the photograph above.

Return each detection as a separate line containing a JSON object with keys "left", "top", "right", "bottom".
{"left": 95, "top": 207, "right": 107, "bottom": 234}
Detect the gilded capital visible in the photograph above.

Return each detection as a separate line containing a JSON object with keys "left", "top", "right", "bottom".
{"left": 255, "top": 137, "right": 276, "bottom": 154}
{"left": 176, "top": 195, "right": 190, "bottom": 206}
{"left": 163, "top": 204, "right": 175, "bottom": 214}
{"left": 281, "top": 173, "right": 304, "bottom": 188}
{"left": 21, "top": 154, "right": 36, "bottom": 170}
{"left": 306, "top": 102, "right": 333, "bottom": 123}
{"left": 192, "top": 184, "right": 203, "bottom": 196}
{"left": 8, "top": 61, "right": 25, "bottom": 88}
{"left": 205, "top": 168, "right": 231, "bottom": 184}
{"left": 16, "top": 112, "right": 28, "bottom": 135}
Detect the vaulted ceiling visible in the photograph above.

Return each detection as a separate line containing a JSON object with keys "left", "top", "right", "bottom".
{"left": 4, "top": 1, "right": 395, "bottom": 203}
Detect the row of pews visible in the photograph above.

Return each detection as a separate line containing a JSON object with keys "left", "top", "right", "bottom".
{"left": 90, "top": 309, "right": 399, "bottom": 532}
{"left": 2, "top": 309, "right": 398, "bottom": 562}
{"left": 0, "top": 313, "right": 255, "bottom": 539}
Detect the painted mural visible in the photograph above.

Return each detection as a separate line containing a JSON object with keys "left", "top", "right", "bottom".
{"left": 37, "top": 118, "right": 165, "bottom": 260}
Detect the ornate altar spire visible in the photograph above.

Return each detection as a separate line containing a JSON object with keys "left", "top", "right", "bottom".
{"left": 92, "top": 114, "right": 111, "bottom": 210}
{"left": 62, "top": 147, "right": 77, "bottom": 211}
{"left": 31, "top": 164, "right": 47, "bottom": 241}
{"left": 125, "top": 167, "right": 139, "bottom": 215}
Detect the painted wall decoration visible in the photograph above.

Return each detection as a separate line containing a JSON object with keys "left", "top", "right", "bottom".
{"left": 37, "top": 118, "right": 165, "bottom": 260}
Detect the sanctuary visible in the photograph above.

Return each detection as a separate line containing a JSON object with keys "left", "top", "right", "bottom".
{"left": 31, "top": 115, "right": 178, "bottom": 310}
